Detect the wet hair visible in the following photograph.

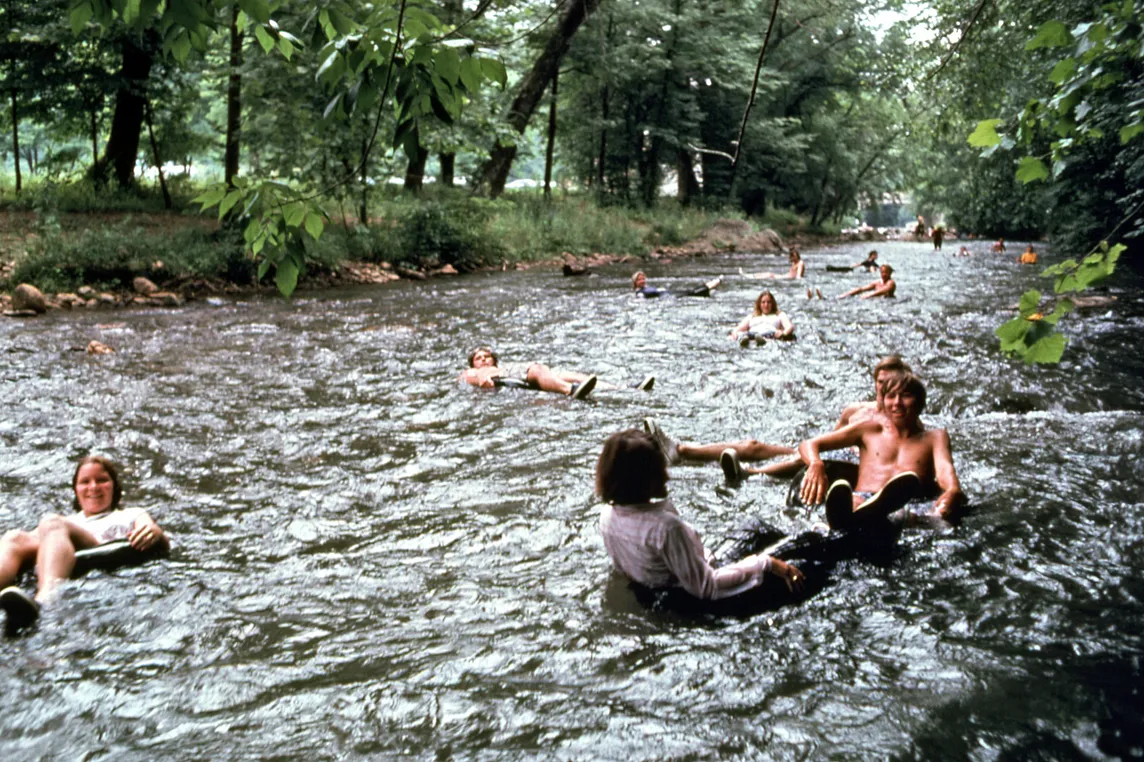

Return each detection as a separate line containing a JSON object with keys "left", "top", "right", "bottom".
{"left": 631, "top": 271, "right": 646, "bottom": 289}
{"left": 468, "top": 346, "right": 499, "bottom": 367}
{"left": 867, "top": 250, "right": 878, "bottom": 260}
{"left": 880, "top": 264, "right": 894, "bottom": 275}
{"left": 753, "top": 290, "right": 778, "bottom": 316}
{"left": 872, "top": 355, "right": 911, "bottom": 381}
{"left": 596, "top": 429, "right": 668, "bottom": 505}
{"left": 881, "top": 372, "right": 926, "bottom": 412}
{"left": 71, "top": 455, "right": 123, "bottom": 512}
{"left": 789, "top": 249, "right": 801, "bottom": 261}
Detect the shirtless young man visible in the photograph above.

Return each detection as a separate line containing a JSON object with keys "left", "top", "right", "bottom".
{"left": 839, "top": 264, "right": 896, "bottom": 300}
{"left": 833, "top": 355, "right": 911, "bottom": 430}
{"left": 740, "top": 250, "right": 806, "bottom": 280}
{"left": 798, "top": 373, "right": 966, "bottom": 523}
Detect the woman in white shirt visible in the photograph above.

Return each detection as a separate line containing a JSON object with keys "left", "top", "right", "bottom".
{"left": 730, "top": 290, "right": 795, "bottom": 347}
{"left": 0, "top": 456, "right": 167, "bottom": 632}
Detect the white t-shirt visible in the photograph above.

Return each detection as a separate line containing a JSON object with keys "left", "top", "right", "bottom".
{"left": 65, "top": 508, "right": 145, "bottom": 545}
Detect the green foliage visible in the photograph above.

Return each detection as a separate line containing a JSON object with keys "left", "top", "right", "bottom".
{"left": 7, "top": 221, "right": 249, "bottom": 292}
{"left": 394, "top": 197, "right": 507, "bottom": 271}
{"left": 0, "top": 178, "right": 199, "bottom": 213}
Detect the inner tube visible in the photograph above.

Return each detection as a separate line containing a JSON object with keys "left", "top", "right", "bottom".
{"left": 826, "top": 265, "right": 854, "bottom": 272}
{"left": 492, "top": 377, "right": 534, "bottom": 390}
{"left": 72, "top": 539, "right": 169, "bottom": 577}
{"left": 785, "top": 459, "right": 860, "bottom": 508}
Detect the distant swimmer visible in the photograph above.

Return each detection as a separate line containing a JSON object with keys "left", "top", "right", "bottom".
{"left": 992, "top": 239, "right": 1007, "bottom": 253}
{"left": 1019, "top": 245, "right": 1038, "bottom": 265}
{"left": 958, "top": 246, "right": 971, "bottom": 257}
{"left": 740, "top": 249, "right": 806, "bottom": 280}
{"left": 838, "top": 264, "right": 896, "bottom": 299}
{"left": 932, "top": 225, "right": 944, "bottom": 251}
{"left": 1, "top": 456, "right": 169, "bottom": 635}
{"left": 798, "top": 373, "right": 966, "bottom": 528}
{"left": 854, "top": 250, "right": 879, "bottom": 271}
{"left": 730, "top": 290, "right": 795, "bottom": 347}
{"left": 631, "top": 271, "right": 722, "bottom": 298}
{"left": 460, "top": 347, "right": 653, "bottom": 400}
{"left": 596, "top": 428, "right": 804, "bottom": 601}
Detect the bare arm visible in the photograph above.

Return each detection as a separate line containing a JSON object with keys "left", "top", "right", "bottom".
{"left": 860, "top": 279, "right": 896, "bottom": 299}
{"left": 834, "top": 403, "right": 861, "bottom": 430}
{"left": 128, "top": 511, "right": 167, "bottom": 552}
{"left": 730, "top": 315, "right": 752, "bottom": 337}
{"left": 798, "top": 422, "right": 873, "bottom": 505}
{"left": 462, "top": 367, "right": 502, "bottom": 388}
{"left": 930, "top": 429, "right": 966, "bottom": 519}
{"left": 838, "top": 281, "right": 875, "bottom": 299}
{"left": 773, "top": 312, "right": 795, "bottom": 339}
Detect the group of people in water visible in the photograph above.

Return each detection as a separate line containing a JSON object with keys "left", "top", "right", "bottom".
{"left": 596, "top": 354, "right": 965, "bottom": 605}
{"left": 2, "top": 243, "right": 981, "bottom": 633}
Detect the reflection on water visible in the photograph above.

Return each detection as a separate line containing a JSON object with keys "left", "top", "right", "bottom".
{"left": 2, "top": 242, "right": 1142, "bottom": 759}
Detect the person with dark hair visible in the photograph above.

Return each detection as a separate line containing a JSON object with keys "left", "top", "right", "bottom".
{"left": 596, "top": 429, "right": 803, "bottom": 600}
{"left": 730, "top": 290, "right": 795, "bottom": 347}
{"left": 1019, "top": 245, "right": 1038, "bottom": 265}
{"left": 797, "top": 374, "right": 966, "bottom": 528}
{"left": 631, "top": 271, "right": 722, "bottom": 298}
{"left": 461, "top": 347, "right": 653, "bottom": 399}
{"left": 852, "top": 250, "right": 879, "bottom": 271}
{"left": 839, "top": 264, "right": 896, "bottom": 299}
{"left": 0, "top": 456, "right": 168, "bottom": 633}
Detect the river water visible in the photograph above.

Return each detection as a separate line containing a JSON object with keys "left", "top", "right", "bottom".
{"left": 2, "top": 241, "right": 1142, "bottom": 760}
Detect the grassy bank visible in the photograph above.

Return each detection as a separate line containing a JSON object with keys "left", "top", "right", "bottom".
{"left": 0, "top": 181, "right": 766, "bottom": 295}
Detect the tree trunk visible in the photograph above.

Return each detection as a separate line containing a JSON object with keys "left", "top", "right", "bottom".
{"left": 473, "top": 0, "right": 600, "bottom": 197}
{"left": 597, "top": 84, "right": 608, "bottom": 191}
{"left": 404, "top": 143, "right": 429, "bottom": 193}
{"left": 676, "top": 148, "right": 699, "bottom": 206}
{"left": 90, "top": 108, "right": 98, "bottom": 170}
{"left": 439, "top": 153, "right": 455, "bottom": 186}
{"left": 543, "top": 70, "right": 558, "bottom": 201}
{"left": 224, "top": 4, "right": 243, "bottom": 187}
{"left": 9, "top": 88, "right": 20, "bottom": 193}
{"left": 92, "top": 35, "right": 155, "bottom": 188}
{"left": 144, "top": 99, "right": 172, "bottom": 209}
{"left": 359, "top": 136, "right": 370, "bottom": 223}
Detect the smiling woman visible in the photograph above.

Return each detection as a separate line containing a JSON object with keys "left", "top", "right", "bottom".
{"left": 0, "top": 456, "right": 168, "bottom": 635}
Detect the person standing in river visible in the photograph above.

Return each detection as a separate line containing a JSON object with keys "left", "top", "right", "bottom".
{"left": 798, "top": 373, "right": 966, "bottom": 525}
{"left": 839, "top": 264, "right": 896, "bottom": 299}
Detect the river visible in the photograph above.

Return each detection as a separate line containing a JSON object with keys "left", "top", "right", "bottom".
{"left": 2, "top": 240, "right": 1142, "bottom": 760}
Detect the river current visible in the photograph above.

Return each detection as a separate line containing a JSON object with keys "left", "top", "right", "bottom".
{"left": 2, "top": 240, "right": 1142, "bottom": 760}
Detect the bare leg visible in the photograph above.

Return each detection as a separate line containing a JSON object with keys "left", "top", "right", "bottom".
{"left": 33, "top": 516, "right": 98, "bottom": 602}
{"left": 0, "top": 529, "right": 40, "bottom": 589}
{"left": 526, "top": 364, "right": 574, "bottom": 395}
{"left": 745, "top": 457, "right": 805, "bottom": 478}
{"left": 677, "top": 439, "right": 795, "bottom": 463}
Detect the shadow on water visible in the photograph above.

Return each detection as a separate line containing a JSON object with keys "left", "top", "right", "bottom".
{"left": 2, "top": 240, "right": 1143, "bottom": 759}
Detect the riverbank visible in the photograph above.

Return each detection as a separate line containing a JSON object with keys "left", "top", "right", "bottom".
{"left": 1, "top": 209, "right": 796, "bottom": 317}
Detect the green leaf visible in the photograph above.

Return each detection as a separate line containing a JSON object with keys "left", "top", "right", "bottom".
{"left": 1023, "top": 332, "right": 1067, "bottom": 364}
{"left": 304, "top": 212, "right": 324, "bottom": 241}
{"left": 1026, "top": 21, "right": 1070, "bottom": 50}
{"left": 254, "top": 24, "right": 275, "bottom": 54}
{"left": 316, "top": 51, "right": 343, "bottom": 84}
{"left": 1015, "top": 156, "right": 1050, "bottom": 183}
{"left": 1048, "top": 58, "right": 1077, "bottom": 85}
{"left": 192, "top": 185, "right": 227, "bottom": 210}
{"left": 1042, "top": 298, "right": 1074, "bottom": 325}
{"left": 219, "top": 190, "right": 243, "bottom": 218}
{"left": 240, "top": 0, "right": 271, "bottom": 24}
{"left": 1120, "top": 123, "right": 1144, "bottom": 144}
{"left": 278, "top": 37, "right": 294, "bottom": 60}
{"left": 276, "top": 258, "right": 299, "bottom": 298}
{"left": 968, "top": 119, "right": 1004, "bottom": 148}
{"left": 69, "top": 1, "right": 94, "bottom": 34}
{"left": 1018, "top": 289, "right": 1042, "bottom": 316}
{"left": 244, "top": 217, "right": 260, "bottom": 244}
{"left": 257, "top": 252, "right": 274, "bottom": 280}
{"left": 480, "top": 57, "right": 507, "bottom": 87}
{"left": 171, "top": 30, "right": 192, "bottom": 63}
{"left": 995, "top": 317, "right": 1032, "bottom": 351}
{"left": 283, "top": 202, "right": 305, "bottom": 228}
{"left": 323, "top": 93, "right": 342, "bottom": 119}
{"left": 459, "top": 56, "right": 482, "bottom": 92}
{"left": 436, "top": 48, "right": 461, "bottom": 84}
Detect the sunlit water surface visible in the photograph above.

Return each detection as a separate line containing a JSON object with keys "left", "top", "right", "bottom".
{"left": 2, "top": 241, "right": 1142, "bottom": 760}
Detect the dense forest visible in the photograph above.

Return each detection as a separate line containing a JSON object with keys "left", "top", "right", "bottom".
{"left": 0, "top": 1, "right": 1140, "bottom": 296}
